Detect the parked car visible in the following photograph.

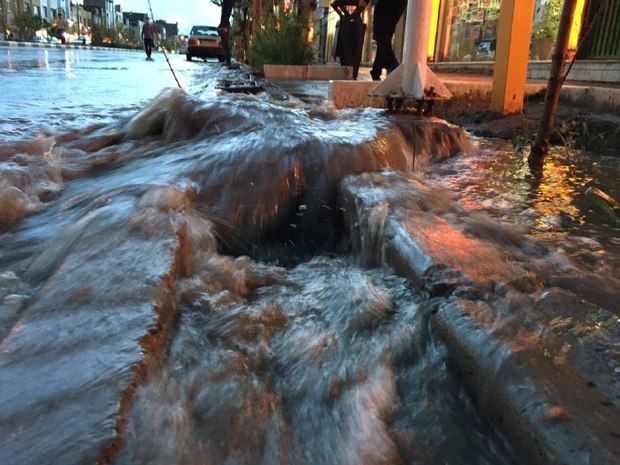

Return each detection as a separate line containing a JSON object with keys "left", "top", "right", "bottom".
{"left": 49, "top": 36, "right": 61, "bottom": 44}
{"left": 186, "top": 25, "right": 225, "bottom": 62}
{"left": 31, "top": 36, "right": 47, "bottom": 44}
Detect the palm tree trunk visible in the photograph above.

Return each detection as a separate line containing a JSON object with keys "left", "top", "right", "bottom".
{"left": 529, "top": 0, "right": 579, "bottom": 169}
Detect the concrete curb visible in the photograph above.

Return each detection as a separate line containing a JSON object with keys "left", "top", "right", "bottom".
{"left": 429, "top": 60, "right": 620, "bottom": 85}
{"left": 340, "top": 171, "right": 620, "bottom": 465}
{"left": 326, "top": 79, "right": 620, "bottom": 113}
{"left": 264, "top": 63, "right": 353, "bottom": 80}
{"left": 434, "top": 300, "right": 619, "bottom": 465}
{"left": 0, "top": 212, "right": 181, "bottom": 465}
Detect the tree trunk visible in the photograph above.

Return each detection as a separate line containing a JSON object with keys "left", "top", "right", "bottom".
{"left": 529, "top": 0, "right": 579, "bottom": 169}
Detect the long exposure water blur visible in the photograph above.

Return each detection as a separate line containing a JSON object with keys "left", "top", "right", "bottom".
{"left": 1, "top": 46, "right": 619, "bottom": 465}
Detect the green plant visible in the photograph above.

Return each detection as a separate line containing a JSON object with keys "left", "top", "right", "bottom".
{"left": 533, "top": 0, "right": 562, "bottom": 39}
{"left": 247, "top": 10, "right": 314, "bottom": 70}
{"left": 13, "top": 12, "right": 43, "bottom": 40}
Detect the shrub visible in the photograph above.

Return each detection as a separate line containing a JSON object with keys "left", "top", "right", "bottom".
{"left": 248, "top": 11, "right": 314, "bottom": 70}
{"left": 533, "top": 0, "right": 562, "bottom": 39}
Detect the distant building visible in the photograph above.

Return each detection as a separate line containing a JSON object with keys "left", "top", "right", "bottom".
{"left": 1, "top": 0, "right": 71, "bottom": 34}
{"left": 114, "top": 3, "right": 122, "bottom": 27}
{"left": 123, "top": 11, "right": 148, "bottom": 28}
{"left": 155, "top": 20, "right": 178, "bottom": 40}
{"left": 83, "top": 0, "right": 114, "bottom": 28}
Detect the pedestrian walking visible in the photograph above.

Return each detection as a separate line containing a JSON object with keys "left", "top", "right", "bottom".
{"left": 56, "top": 13, "right": 67, "bottom": 44}
{"left": 218, "top": 0, "right": 234, "bottom": 65}
{"left": 362, "top": 0, "right": 407, "bottom": 81}
{"left": 141, "top": 16, "right": 157, "bottom": 61}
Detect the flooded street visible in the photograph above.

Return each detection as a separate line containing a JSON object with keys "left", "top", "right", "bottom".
{"left": 0, "top": 47, "right": 223, "bottom": 140}
{"left": 1, "top": 47, "right": 619, "bottom": 465}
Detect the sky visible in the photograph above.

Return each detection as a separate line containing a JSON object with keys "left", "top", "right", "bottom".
{"left": 119, "top": 0, "right": 222, "bottom": 35}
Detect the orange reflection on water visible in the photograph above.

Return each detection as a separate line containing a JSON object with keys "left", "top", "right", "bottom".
{"left": 408, "top": 216, "right": 515, "bottom": 285}
{"left": 531, "top": 157, "right": 592, "bottom": 233}
{"left": 38, "top": 50, "right": 49, "bottom": 69}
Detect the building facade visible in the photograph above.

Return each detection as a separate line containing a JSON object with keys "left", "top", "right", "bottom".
{"left": 83, "top": 0, "right": 114, "bottom": 28}
{"left": 313, "top": 0, "right": 617, "bottom": 69}
{"left": 1, "top": 0, "right": 72, "bottom": 36}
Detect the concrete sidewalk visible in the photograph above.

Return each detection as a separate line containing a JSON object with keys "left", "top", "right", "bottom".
{"left": 266, "top": 64, "right": 620, "bottom": 114}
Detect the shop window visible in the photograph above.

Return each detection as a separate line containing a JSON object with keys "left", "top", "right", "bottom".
{"left": 442, "top": 0, "right": 502, "bottom": 62}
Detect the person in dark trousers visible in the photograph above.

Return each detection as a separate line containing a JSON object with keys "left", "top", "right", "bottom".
{"left": 141, "top": 16, "right": 156, "bottom": 61}
{"left": 218, "top": 0, "right": 234, "bottom": 65}
{"left": 365, "top": 0, "right": 407, "bottom": 81}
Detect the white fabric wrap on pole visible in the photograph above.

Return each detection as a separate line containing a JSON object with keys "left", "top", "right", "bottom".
{"left": 403, "top": 0, "right": 430, "bottom": 97}
{"left": 369, "top": 0, "right": 451, "bottom": 101}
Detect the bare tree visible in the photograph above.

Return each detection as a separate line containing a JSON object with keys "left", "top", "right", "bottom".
{"left": 529, "top": 0, "right": 579, "bottom": 169}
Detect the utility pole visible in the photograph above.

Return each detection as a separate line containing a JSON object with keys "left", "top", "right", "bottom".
{"left": 529, "top": 0, "right": 579, "bottom": 169}
{"left": 252, "top": 0, "right": 261, "bottom": 35}
{"left": 490, "top": 0, "right": 536, "bottom": 114}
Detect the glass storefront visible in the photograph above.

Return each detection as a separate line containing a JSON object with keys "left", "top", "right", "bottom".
{"left": 438, "top": 0, "right": 502, "bottom": 62}
{"left": 433, "top": 0, "right": 583, "bottom": 62}
{"left": 316, "top": 0, "right": 587, "bottom": 68}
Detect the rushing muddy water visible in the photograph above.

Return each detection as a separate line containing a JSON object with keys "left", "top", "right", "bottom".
{"left": 1, "top": 57, "right": 619, "bottom": 465}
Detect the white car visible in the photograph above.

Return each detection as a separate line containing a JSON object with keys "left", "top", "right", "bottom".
{"left": 186, "top": 25, "right": 225, "bottom": 62}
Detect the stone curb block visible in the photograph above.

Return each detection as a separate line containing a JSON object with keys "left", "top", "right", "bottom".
{"left": 434, "top": 301, "right": 619, "bottom": 465}
{"left": 0, "top": 220, "right": 181, "bottom": 465}
{"left": 339, "top": 173, "right": 619, "bottom": 465}
{"left": 328, "top": 80, "right": 547, "bottom": 109}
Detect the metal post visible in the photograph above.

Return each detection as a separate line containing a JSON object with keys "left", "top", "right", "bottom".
{"left": 369, "top": 0, "right": 451, "bottom": 103}
{"left": 490, "top": 0, "right": 535, "bottom": 114}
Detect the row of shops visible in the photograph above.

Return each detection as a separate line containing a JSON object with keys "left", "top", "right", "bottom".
{"left": 312, "top": 0, "right": 619, "bottom": 67}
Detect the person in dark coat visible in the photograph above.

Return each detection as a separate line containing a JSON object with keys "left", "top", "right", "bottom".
{"left": 365, "top": 0, "right": 407, "bottom": 81}
{"left": 219, "top": 0, "right": 234, "bottom": 65}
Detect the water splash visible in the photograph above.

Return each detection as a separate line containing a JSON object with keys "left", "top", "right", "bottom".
{"left": 2, "top": 82, "right": 618, "bottom": 465}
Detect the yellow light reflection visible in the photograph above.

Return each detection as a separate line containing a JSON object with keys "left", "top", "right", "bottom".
{"left": 569, "top": 0, "right": 586, "bottom": 50}
{"left": 530, "top": 154, "right": 593, "bottom": 237}
{"left": 428, "top": 0, "right": 440, "bottom": 60}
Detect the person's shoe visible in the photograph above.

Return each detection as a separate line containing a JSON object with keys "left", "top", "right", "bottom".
{"left": 370, "top": 71, "right": 381, "bottom": 81}
{"left": 387, "top": 62, "right": 399, "bottom": 75}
